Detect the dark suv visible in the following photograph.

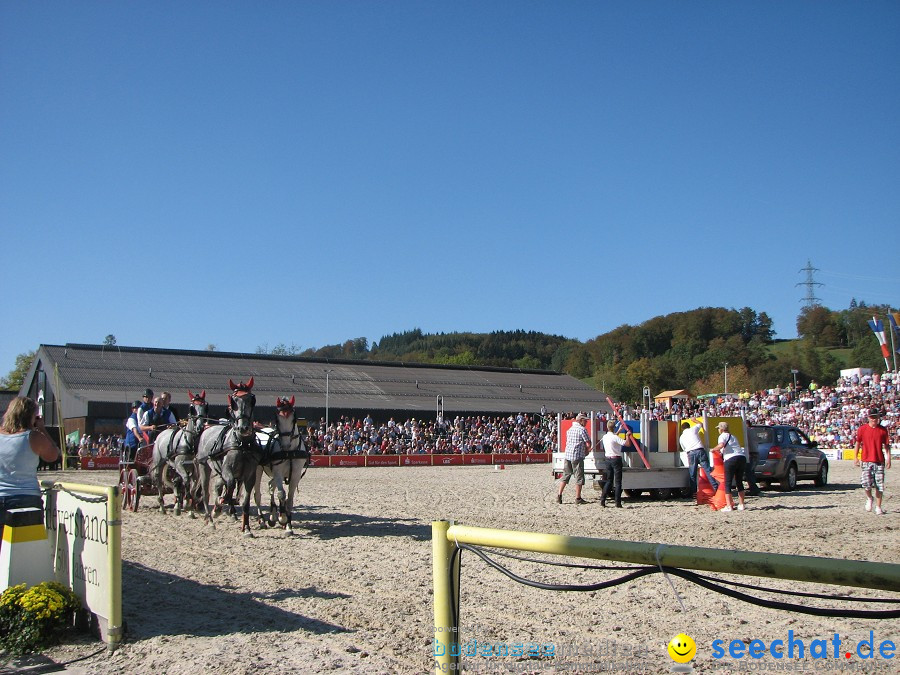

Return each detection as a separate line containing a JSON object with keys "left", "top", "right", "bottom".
{"left": 747, "top": 424, "right": 828, "bottom": 491}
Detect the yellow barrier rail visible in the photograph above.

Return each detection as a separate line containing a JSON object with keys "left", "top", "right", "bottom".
{"left": 432, "top": 521, "right": 900, "bottom": 674}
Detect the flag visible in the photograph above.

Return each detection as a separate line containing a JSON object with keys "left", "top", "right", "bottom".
{"left": 889, "top": 313, "right": 900, "bottom": 354}
{"left": 868, "top": 317, "right": 891, "bottom": 361}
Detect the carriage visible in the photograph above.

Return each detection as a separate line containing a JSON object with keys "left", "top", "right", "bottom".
{"left": 118, "top": 443, "right": 171, "bottom": 512}
{"left": 117, "top": 382, "right": 310, "bottom": 533}
{"left": 118, "top": 390, "right": 210, "bottom": 513}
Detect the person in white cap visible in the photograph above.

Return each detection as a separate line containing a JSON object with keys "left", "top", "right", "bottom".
{"left": 711, "top": 421, "right": 748, "bottom": 512}
{"left": 556, "top": 413, "right": 592, "bottom": 505}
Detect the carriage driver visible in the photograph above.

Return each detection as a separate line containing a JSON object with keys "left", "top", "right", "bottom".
{"left": 140, "top": 396, "right": 176, "bottom": 443}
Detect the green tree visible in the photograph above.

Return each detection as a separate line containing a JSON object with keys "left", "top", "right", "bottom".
{"left": 0, "top": 351, "right": 36, "bottom": 391}
{"left": 103, "top": 334, "right": 116, "bottom": 346}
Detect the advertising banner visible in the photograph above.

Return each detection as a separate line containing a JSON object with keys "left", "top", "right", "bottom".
{"left": 80, "top": 456, "right": 120, "bottom": 470}
{"left": 301, "top": 453, "right": 551, "bottom": 468}
{"left": 328, "top": 455, "right": 366, "bottom": 467}
{"left": 365, "top": 456, "right": 400, "bottom": 467}
{"left": 401, "top": 455, "right": 432, "bottom": 466}
{"left": 41, "top": 481, "right": 121, "bottom": 649}
{"left": 432, "top": 454, "right": 464, "bottom": 466}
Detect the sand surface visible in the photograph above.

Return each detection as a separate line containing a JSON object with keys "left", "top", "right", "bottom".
{"left": 7, "top": 460, "right": 898, "bottom": 674}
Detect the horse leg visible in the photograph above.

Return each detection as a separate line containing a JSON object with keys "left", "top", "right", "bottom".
{"left": 253, "top": 465, "right": 267, "bottom": 528}
{"left": 240, "top": 468, "right": 258, "bottom": 535}
{"left": 274, "top": 474, "right": 288, "bottom": 528}
{"left": 266, "top": 472, "right": 281, "bottom": 528}
{"left": 198, "top": 463, "right": 216, "bottom": 527}
{"left": 284, "top": 464, "right": 301, "bottom": 534}
{"left": 221, "top": 457, "right": 237, "bottom": 519}
{"left": 173, "top": 462, "right": 188, "bottom": 516}
{"left": 183, "top": 459, "right": 197, "bottom": 519}
{"left": 153, "top": 462, "right": 167, "bottom": 514}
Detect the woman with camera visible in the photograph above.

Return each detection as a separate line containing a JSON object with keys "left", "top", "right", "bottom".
{"left": 0, "top": 396, "right": 61, "bottom": 545}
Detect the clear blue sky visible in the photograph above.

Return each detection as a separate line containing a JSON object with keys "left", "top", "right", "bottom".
{"left": 2, "top": 2, "right": 898, "bottom": 375}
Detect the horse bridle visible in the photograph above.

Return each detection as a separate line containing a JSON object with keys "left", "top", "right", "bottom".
{"left": 229, "top": 393, "right": 256, "bottom": 440}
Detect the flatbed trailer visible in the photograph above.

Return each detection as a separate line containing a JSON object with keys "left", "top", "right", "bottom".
{"left": 552, "top": 412, "right": 747, "bottom": 499}
{"left": 552, "top": 447, "right": 690, "bottom": 498}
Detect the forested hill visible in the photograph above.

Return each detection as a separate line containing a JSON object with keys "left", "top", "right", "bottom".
{"left": 280, "top": 301, "right": 895, "bottom": 402}
{"left": 301, "top": 329, "right": 574, "bottom": 372}
{"left": 291, "top": 308, "right": 777, "bottom": 399}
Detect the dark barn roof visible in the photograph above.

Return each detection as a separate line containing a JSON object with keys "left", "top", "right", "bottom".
{"left": 28, "top": 344, "right": 611, "bottom": 423}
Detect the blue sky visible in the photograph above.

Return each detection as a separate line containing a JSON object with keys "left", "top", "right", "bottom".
{"left": 1, "top": 1, "right": 898, "bottom": 374}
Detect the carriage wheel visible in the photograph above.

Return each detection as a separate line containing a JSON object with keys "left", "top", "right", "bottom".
{"left": 126, "top": 469, "right": 141, "bottom": 511}
{"left": 119, "top": 468, "right": 129, "bottom": 509}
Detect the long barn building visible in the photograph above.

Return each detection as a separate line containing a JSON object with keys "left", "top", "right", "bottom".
{"left": 19, "top": 344, "right": 612, "bottom": 439}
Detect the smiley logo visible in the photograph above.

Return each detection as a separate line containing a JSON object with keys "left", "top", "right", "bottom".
{"left": 667, "top": 633, "right": 696, "bottom": 663}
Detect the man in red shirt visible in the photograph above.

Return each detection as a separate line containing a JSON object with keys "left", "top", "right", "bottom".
{"left": 854, "top": 409, "right": 892, "bottom": 515}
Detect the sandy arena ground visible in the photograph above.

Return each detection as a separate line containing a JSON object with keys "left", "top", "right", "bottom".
{"left": 3, "top": 460, "right": 897, "bottom": 674}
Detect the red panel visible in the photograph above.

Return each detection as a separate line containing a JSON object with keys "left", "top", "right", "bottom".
{"left": 329, "top": 455, "right": 366, "bottom": 467}
{"left": 400, "top": 455, "right": 432, "bottom": 466}
{"left": 559, "top": 419, "right": 574, "bottom": 453}
{"left": 80, "top": 456, "right": 120, "bottom": 470}
{"left": 492, "top": 453, "right": 522, "bottom": 464}
{"left": 308, "top": 454, "right": 329, "bottom": 467}
{"left": 366, "top": 456, "right": 400, "bottom": 467}
{"left": 432, "top": 454, "right": 464, "bottom": 466}
{"left": 463, "top": 455, "right": 491, "bottom": 465}
{"left": 523, "top": 453, "right": 551, "bottom": 463}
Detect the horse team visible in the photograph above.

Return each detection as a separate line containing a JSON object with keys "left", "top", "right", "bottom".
{"left": 148, "top": 377, "right": 309, "bottom": 536}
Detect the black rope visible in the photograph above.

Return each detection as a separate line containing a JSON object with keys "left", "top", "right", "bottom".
{"left": 690, "top": 571, "right": 900, "bottom": 604}
{"left": 457, "top": 544, "right": 900, "bottom": 619}
{"left": 482, "top": 546, "right": 650, "bottom": 571}
{"left": 481, "top": 547, "right": 900, "bottom": 604}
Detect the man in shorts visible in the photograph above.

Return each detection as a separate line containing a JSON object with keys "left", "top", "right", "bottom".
{"left": 854, "top": 409, "right": 892, "bottom": 515}
{"left": 557, "top": 413, "right": 592, "bottom": 505}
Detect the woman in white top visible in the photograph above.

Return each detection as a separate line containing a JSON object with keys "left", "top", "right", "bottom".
{"left": 711, "top": 421, "right": 748, "bottom": 512}
{"left": 0, "top": 397, "right": 61, "bottom": 546}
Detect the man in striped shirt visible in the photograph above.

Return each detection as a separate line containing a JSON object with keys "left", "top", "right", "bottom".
{"left": 557, "top": 412, "right": 592, "bottom": 504}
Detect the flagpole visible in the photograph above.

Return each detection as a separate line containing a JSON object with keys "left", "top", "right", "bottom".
{"left": 890, "top": 313, "right": 899, "bottom": 373}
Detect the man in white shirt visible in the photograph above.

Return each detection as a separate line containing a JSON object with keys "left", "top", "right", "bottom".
{"left": 600, "top": 420, "right": 632, "bottom": 508}
{"left": 680, "top": 421, "right": 719, "bottom": 495}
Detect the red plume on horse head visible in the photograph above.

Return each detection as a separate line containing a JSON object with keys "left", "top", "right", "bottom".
{"left": 229, "top": 377, "right": 254, "bottom": 394}
{"left": 188, "top": 389, "right": 207, "bottom": 403}
{"left": 276, "top": 395, "right": 296, "bottom": 410}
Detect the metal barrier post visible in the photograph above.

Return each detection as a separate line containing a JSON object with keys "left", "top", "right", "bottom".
{"left": 432, "top": 520, "right": 459, "bottom": 674}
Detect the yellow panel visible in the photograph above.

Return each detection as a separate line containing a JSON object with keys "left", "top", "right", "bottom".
{"left": 2, "top": 523, "right": 47, "bottom": 544}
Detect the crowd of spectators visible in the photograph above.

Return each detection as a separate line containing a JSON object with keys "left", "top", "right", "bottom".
{"left": 307, "top": 413, "right": 556, "bottom": 456}
{"left": 72, "top": 433, "right": 125, "bottom": 458}
{"left": 58, "top": 371, "right": 900, "bottom": 461}
{"left": 633, "top": 372, "right": 900, "bottom": 450}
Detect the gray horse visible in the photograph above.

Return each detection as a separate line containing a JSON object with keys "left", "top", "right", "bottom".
{"left": 195, "top": 378, "right": 261, "bottom": 533}
{"left": 253, "top": 395, "right": 310, "bottom": 535}
{"left": 150, "top": 391, "right": 209, "bottom": 516}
